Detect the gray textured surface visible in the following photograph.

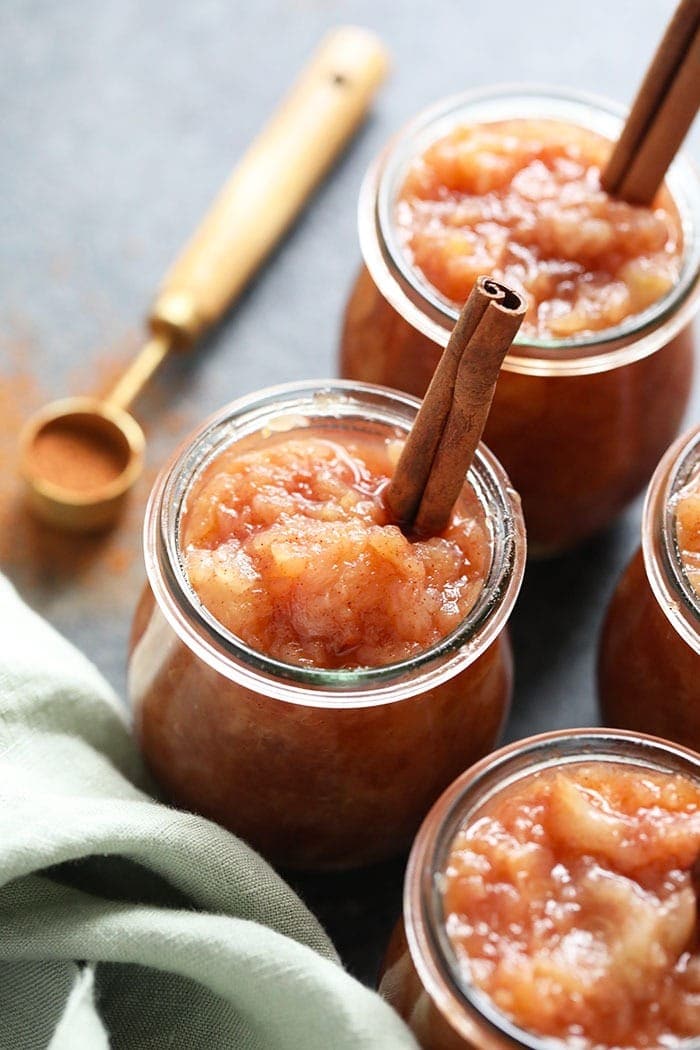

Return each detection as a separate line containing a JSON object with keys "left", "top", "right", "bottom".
{"left": 2, "top": 0, "right": 699, "bottom": 986}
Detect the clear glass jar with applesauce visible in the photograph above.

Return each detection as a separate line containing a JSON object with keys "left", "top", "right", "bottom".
{"left": 128, "top": 381, "right": 525, "bottom": 871}
{"left": 340, "top": 86, "right": 700, "bottom": 556}
{"left": 598, "top": 424, "right": 700, "bottom": 747}
{"left": 379, "top": 729, "right": 700, "bottom": 1050}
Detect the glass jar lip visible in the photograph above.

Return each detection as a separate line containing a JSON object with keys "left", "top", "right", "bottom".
{"left": 403, "top": 727, "right": 700, "bottom": 1050}
{"left": 643, "top": 422, "right": 700, "bottom": 655}
{"left": 143, "top": 379, "right": 526, "bottom": 709}
{"left": 360, "top": 82, "right": 700, "bottom": 377}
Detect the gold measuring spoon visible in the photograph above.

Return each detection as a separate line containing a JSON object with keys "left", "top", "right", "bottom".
{"left": 19, "top": 26, "right": 389, "bottom": 532}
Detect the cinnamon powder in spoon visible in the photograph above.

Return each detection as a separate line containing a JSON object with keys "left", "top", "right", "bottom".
{"left": 27, "top": 418, "right": 129, "bottom": 493}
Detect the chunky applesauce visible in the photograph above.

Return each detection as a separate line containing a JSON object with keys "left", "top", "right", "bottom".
{"left": 675, "top": 464, "right": 700, "bottom": 597}
{"left": 397, "top": 119, "right": 683, "bottom": 340}
{"left": 181, "top": 427, "right": 490, "bottom": 669}
{"left": 443, "top": 762, "right": 700, "bottom": 1048}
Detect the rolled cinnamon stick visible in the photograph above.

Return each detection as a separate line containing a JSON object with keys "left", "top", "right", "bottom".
{"left": 601, "top": 0, "right": 700, "bottom": 205}
{"left": 384, "top": 280, "right": 497, "bottom": 527}
{"left": 386, "top": 277, "right": 525, "bottom": 536}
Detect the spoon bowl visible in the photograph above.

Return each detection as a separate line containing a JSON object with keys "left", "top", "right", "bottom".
{"left": 19, "top": 397, "right": 145, "bottom": 532}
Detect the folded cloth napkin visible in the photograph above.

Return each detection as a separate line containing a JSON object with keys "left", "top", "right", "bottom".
{"left": 0, "top": 576, "right": 418, "bottom": 1050}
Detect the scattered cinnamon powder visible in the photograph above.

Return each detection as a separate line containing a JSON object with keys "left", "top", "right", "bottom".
{"left": 27, "top": 417, "right": 129, "bottom": 493}
{"left": 0, "top": 327, "right": 196, "bottom": 604}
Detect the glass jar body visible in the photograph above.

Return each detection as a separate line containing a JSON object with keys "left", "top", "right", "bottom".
{"left": 379, "top": 918, "right": 477, "bottom": 1050}
{"left": 339, "top": 86, "right": 700, "bottom": 556}
{"left": 598, "top": 549, "right": 700, "bottom": 746}
{"left": 130, "top": 587, "right": 512, "bottom": 870}
{"left": 598, "top": 426, "right": 700, "bottom": 748}
{"left": 128, "top": 381, "right": 525, "bottom": 871}
{"left": 378, "top": 730, "right": 700, "bottom": 1049}
{"left": 341, "top": 268, "right": 694, "bottom": 555}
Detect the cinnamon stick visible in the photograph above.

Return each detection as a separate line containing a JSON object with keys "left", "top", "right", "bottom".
{"left": 384, "top": 282, "right": 495, "bottom": 527}
{"left": 601, "top": 0, "right": 700, "bottom": 205}
{"left": 386, "top": 277, "right": 525, "bottom": 536}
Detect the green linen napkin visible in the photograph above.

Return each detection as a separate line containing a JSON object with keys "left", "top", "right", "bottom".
{"left": 0, "top": 576, "right": 418, "bottom": 1049}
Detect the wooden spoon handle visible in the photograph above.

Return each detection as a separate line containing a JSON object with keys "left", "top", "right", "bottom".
{"left": 149, "top": 26, "right": 389, "bottom": 345}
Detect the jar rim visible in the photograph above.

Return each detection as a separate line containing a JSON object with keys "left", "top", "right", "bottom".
{"left": 360, "top": 83, "right": 700, "bottom": 377}
{"left": 403, "top": 728, "right": 700, "bottom": 1049}
{"left": 642, "top": 422, "right": 700, "bottom": 655}
{"left": 143, "top": 379, "right": 526, "bottom": 709}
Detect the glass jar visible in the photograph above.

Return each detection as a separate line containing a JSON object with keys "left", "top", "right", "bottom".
{"left": 340, "top": 85, "right": 700, "bottom": 556}
{"left": 128, "top": 380, "right": 526, "bottom": 871}
{"left": 598, "top": 424, "right": 700, "bottom": 747}
{"left": 378, "top": 728, "right": 700, "bottom": 1050}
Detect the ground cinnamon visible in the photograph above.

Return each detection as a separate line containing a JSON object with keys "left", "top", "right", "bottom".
{"left": 601, "top": 0, "right": 700, "bottom": 204}
{"left": 27, "top": 418, "right": 129, "bottom": 493}
{"left": 386, "top": 277, "right": 525, "bottom": 536}
{"left": 0, "top": 330, "right": 195, "bottom": 599}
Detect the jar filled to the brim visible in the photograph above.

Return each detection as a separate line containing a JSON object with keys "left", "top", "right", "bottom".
{"left": 128, "top": 380, "right": 526, "bottom": 871}
{"left": 379, "top": 729, "right": 700, "bottom": 1049}
{"left": 598, "top": 423, "right": 700, "bottom": 747}
{"left": 340, "top": 85, "right": 700, "bottom": 556}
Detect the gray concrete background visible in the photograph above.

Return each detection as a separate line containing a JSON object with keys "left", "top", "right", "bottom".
{"left": 2, "top": 0, "right": 699, "bottom": 984}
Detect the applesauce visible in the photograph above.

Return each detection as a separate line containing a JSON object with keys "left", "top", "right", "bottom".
{"left": 378, "top": 730, "right": 700, "bottom": 1050}
{"left": 181, "top": 429, "right": 489, "bottom": 669}
{"left": 599, "top": 425, "right": 700, "bottom": 750}
{"left": 443, "top": 763, "right": 700, "bottom": 1048}
{"left": 397, "top": 119, "right": 682, "bottom": 340}
{"left": 129, "top": 382, "right": 526, "bottom": 870}
{"left": 340, "top": 87, "right": 700, "bottom": 555}
{"left": 675, "top": 463, "right": 700, "bottom": 596}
